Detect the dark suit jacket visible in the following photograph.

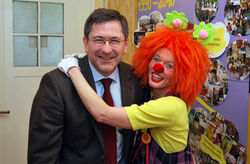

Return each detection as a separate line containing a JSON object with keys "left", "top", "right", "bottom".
{"left": 28, "top": 56, "right": 150, "bottom": 164}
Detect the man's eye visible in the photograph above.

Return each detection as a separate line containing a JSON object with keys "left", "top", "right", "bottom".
{"left": 110, "top": 40, "right": 120, "bottom": 45}
{"left": 95, "top": 39, "right": 104, "bottom": 43}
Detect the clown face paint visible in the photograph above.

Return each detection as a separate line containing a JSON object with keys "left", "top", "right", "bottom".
{"left": 148, "top": 48, "right": 174, "bottom": 95}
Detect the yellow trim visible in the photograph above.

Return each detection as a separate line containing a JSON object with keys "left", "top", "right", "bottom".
{"left": 193, "top": 15, "right": 197, "bottom": 26}
{"left": 195, "top": 96, "right": 216, "bottom": 113}
{"left": 188, "top": 106, "right": 191, "bottom": 113}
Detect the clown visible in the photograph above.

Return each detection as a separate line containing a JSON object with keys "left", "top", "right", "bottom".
{"left": 58, "top": 11, "right": 212, "bottom": 164}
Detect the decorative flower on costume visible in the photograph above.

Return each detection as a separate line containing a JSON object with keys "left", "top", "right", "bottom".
{"left": 193, "top": 22, "right": 215, "bottom": 45}
{"left": 164, "top": 10, "right": 188, "bottom": 29}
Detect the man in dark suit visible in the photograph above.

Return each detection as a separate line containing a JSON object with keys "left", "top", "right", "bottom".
{"left": 28, "top": 8, "right": 150, "bottom": 164}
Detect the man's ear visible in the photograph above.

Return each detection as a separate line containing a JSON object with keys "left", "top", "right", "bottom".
{"left": 124, "top": 38, "right": 129, "bottom": 54}
{"left": 83, "top": 37, "right": 88, "bottom": 53}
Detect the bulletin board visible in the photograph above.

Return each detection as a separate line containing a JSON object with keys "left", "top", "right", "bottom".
{"left": 135, "top": 0, "right": 249, "bottom": 163}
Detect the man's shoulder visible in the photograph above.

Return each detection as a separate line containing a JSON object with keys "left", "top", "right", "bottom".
{"left": 37, "top": 68, "right": 76, "bottom": 94}
{"left": 41, "top": 68, "right": 68, "bottom": 83}
{"left": 44, "top": 68, "right": 64, "bottom": 77}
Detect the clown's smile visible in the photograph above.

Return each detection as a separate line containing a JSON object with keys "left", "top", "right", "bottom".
{"left": 151, "top": 72, "right": 164, "bottom": 83}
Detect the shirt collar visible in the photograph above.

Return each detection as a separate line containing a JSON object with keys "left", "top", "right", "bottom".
{"left": 88, "top": 60, "right": 119, "bottom": 82}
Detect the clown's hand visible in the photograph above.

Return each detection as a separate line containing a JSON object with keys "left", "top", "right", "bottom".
{"left": 65, "top": 53, "right": 86, "bottom": 59}
{"left": 57, "top": 57, "right": 80, "bottom": 77}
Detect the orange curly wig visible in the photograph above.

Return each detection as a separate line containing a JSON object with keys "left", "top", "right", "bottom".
{"left": 132, "top": 26, "right": 211, "bottom": 106}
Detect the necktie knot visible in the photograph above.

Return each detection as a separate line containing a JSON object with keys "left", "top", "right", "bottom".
{"left": 101, "top": 78, "right": 113, "bottom": 91}
{"left": 101, "top": 78, "right": 114, "bottom": 107}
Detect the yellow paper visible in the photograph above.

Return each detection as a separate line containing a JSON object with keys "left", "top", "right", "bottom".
{"left": 200, "top": 135, "right": 226, "bottom": 164}
{"left": 205, "top": 27, "right": 227, "bottom": 54}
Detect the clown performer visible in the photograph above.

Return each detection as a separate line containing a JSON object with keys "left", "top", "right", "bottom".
{"left": 58, "top": 11, "right": 213, "bottom": 164}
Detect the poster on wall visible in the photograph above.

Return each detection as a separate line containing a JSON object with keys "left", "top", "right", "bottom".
{"left": 134, "top": 11, "right": 164, "bottom": 47}
{"left": 200, "top": 59, "right": 229, "bottom": 107}
{"left": 226, "top": 40, "right": 249, "bottom": 80}
{"left": 206, "top": 22, "right": 230, "bottom": 58}
{"left": 135, "top": 1, "right": 231, "bottom": 58}
{"left": 136, "top": 0, "right": 249, "bottom": 163}
{"left": 189, "top": 107, "right": 246, "bottom": 164}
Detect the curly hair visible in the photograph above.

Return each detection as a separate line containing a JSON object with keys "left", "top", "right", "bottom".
{"left": 132, "top": 26, "right": 211, "bottom": 106}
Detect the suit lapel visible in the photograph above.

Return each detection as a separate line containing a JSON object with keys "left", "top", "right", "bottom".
{"left": 78, "top": 56, "right": 104, "bottom": 150}
{"left": 119, "top": 62, "right": 135, "bottom": 106}
{"left": 119, "top": 62, "right": 137, "bottom": 161}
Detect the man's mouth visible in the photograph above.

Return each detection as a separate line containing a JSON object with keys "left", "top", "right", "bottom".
{"left": 101, "top": 56, "right": 112, "bottom": 60}
{"left": 97, "top": 55, "right": 114, "bottom": 61}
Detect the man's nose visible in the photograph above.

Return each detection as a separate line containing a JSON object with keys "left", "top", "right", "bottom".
{"left": 101, "top": 41, "right": 112, "bottom": 54}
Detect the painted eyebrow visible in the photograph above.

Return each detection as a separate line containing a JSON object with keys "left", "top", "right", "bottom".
{"left": 153, "top": 54, "right": 160, "bottom": 58}
{"left": 165, "top": 60, "right": 174, "bottom": 64}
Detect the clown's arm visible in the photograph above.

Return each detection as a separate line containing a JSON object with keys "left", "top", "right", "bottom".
{"left": 58, "top": 57, "right": 132, "bottom": 129}
{"left": 69, "top": 67, "right": 132, "bottom": 129}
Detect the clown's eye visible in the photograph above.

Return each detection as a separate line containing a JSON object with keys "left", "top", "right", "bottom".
{"left": 165, "top": 63, "right": 174, "bottom": 69}
{"left": 153, "top": 56, "right": 160, "bottom": 62}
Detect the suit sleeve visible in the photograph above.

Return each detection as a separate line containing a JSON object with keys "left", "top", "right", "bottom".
{"left": 28, "top": 72, "right": 64, "bottom": 164}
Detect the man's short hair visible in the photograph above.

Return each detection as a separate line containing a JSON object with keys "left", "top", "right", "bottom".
{"left": 84, "top": 8, "right": 129, "bottom": 39}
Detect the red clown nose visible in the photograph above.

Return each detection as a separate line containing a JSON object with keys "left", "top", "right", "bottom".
{"left": 153, "top": 63, "right": 164, "bottom": 73}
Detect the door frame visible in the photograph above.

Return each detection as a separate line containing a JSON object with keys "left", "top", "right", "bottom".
{"left": 1, "top": 0, "right": 95, "bottom": 163}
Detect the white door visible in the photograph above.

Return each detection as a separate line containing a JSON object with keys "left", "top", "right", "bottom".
{"left": 0, "top": 0, "right": 94, "bottom": 163}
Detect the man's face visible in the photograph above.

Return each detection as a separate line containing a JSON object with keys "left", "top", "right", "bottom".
{"left": 83, "top": 20, "right": 128, "bottom": 76}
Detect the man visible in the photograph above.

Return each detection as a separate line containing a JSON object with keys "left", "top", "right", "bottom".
{"left": 28, "top": 8, "right": 150, "bottom": 164}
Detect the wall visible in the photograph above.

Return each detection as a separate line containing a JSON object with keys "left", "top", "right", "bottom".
{"left": 107, "top": 0, "right": 137, "bottom": 64}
